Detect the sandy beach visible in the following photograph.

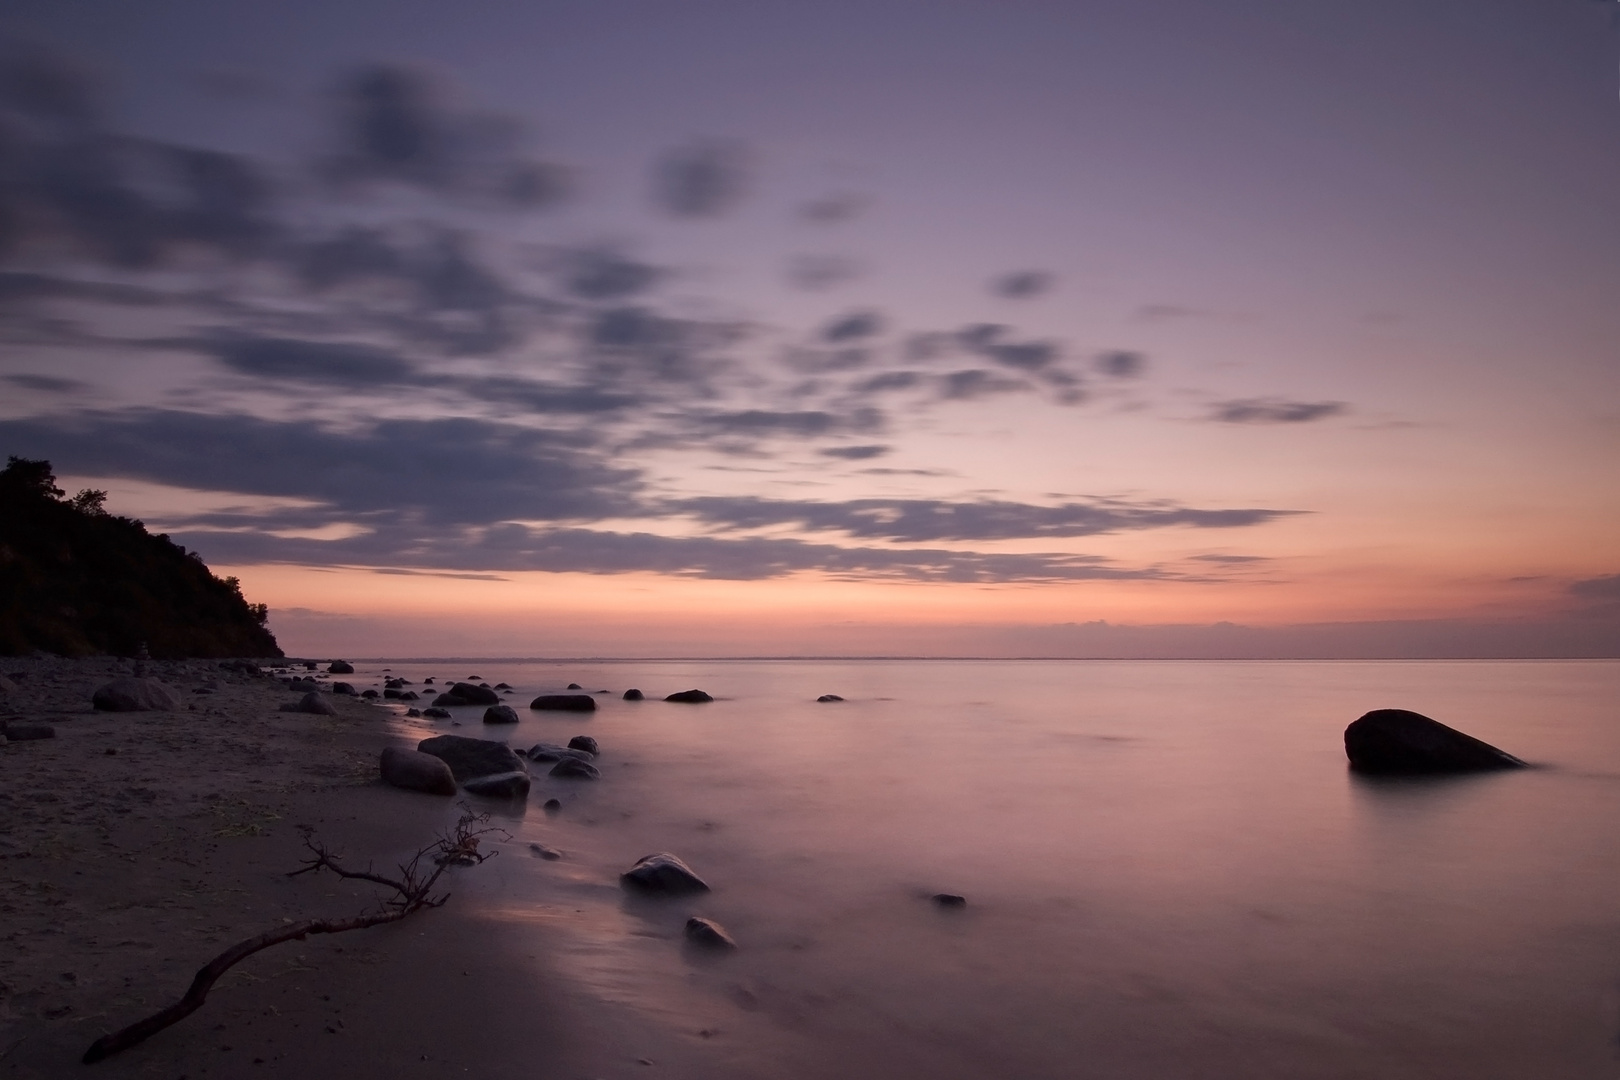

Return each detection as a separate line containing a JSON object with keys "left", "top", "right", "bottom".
{"left": 0, "top": 656, "right": 607, "bottom": 1080}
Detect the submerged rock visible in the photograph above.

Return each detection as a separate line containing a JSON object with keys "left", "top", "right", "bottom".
{"left": 483, "top": 705, "right": 520, "bottom": 724}
{"left": 567, "top": 735, "right": 599, "bottom": 756}
{"left": 417, "top": 734, "right": 527, "bottom": 781}
{"left": 92, "top": 677, "right": 181, "bottom": 712}
{"left": 566, "top": 682, "right": 582, "bottom": 690}
{"left": 332, "top": 682, "right": 357, "bottom": 696}
{"left": 422, "top": 706, "right": 450, "bottom": 719}
{"left": 461, "top": 770, "right": 532, "bottom": 798}
{"left": 379, "top": 746, "right": 456, "bottom": 796}
{"left": 684, "top": 917, "right": 737, "bottom": 949}
{"left": 816, "top": 694, "right": 844, "bottom": 703}
{"left": 932, "top": 893, "right": 967, "bottom": 908}
{"left": 526, "top": 743, "right": 593, "bottom": 763}
{"left": 542, "top": 798, "right": 561, "bottom": 811}
{"left": 1344, "top": 709, "right": 1528, "bottom": 774}
{"left": 530, "top": 843, "right": 562, "bottom": 860}
{"left": 621, "top": 852, "right": 710, "bottom": 894}
{"left": 549, "top": 757, "right": 601, "bottom": 780}
{"left": 327, "top": 660, "right": 354, "bottom": 674}
{"left": 530, "top": 694, "right": 597, "bottom": 712}
{"left": 664, "top": 689, "right": 713, "bottom": 704}
{"left": 623, "top": 688, "right": 644, "bottom": 701}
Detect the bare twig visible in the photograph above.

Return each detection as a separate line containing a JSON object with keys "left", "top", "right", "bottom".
{"left": 83, "top": 809, "right": 503, "bottom": 1064}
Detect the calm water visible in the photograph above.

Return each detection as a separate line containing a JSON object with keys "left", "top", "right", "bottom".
{"left": 357, "top": 659, "right": 1620, "bottom": 1078}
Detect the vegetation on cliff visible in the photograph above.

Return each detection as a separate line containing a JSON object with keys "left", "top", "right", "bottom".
{"left": 0, "top": 457, "right": 282, "bottom": 658}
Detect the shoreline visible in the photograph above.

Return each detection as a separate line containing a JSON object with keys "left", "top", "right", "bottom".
{"left": 0, "top": 655, "right": 608, "bottom": 1079}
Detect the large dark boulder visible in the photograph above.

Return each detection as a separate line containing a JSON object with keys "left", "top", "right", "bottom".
{"left": 327, "top": 660, "right": 354, "bottom": 674}
{"left": 621, "top": 852, "right": 710, "bottom": 894}
{"left": 1344, "top": 709, "right": 1528, "bottom": 774}
{"left": 282, "top": 691, "right": 336, "bottom": 715}
{"left": 379, "top": 746, "right": 456, "bottom": 795}
{"left": 664, "top": 689, "right": 713, "bottom": 703}
{"left": 567, "top": 735, "right": 599, "bottom": 756}
{"left": 92, "top": 677, "right": 182, "bottom": 712}
{"left": 530, "top": 694, "right": 597, "bottom": 712}
{"left": 417, "top": 734, "right": 527, "bottom": 781}
{"left": 483, "top": 705, "right": 520, "bottom": 724}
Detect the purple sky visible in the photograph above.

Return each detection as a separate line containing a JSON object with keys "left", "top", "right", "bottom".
{"left": 2, "top": 0, "right": 1618, "bottom": 656}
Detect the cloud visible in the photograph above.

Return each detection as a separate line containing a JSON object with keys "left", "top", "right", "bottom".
{"left": 556, "top": 246, "right": 662, "bottom": 300}
{"left": 799, "top": 193, "right": 866, "bottom": 224}
{"left": 0, "top": 44, "right": 279, "bottom": 267}
{"left": 941, "top": 369, "right": 1028, "bottom": 400}
{"left": 851, "top": 371, "right": 921, "bottom": 394}
{"left": 3, "top": 373, "right": 87, "bottom": 393}
{"left": 1095, "top": 350, "right": 1146, "bottom": 378}
{"left": 689, "top": 408, "right": 884, "bottom": 439}
{"left": 956, "top": 323, "right": 1063, "bottom": 372}
{"left": 786, "top": 254, "right": 861, "bottom": 290}
{"left": 1570, "top": 574, "right": 1620, "bottom": 601}
{"left": 324, "top": 64, "right": 567, "bottom": 209}
{"left": 991, "top": 270, "right": 1054, "bottom": 299}
{"left": 213, "top": 336, "right": 415, "bottom": 387}
{"left": 0, "top": 409, "right": 640, "bottom": 526}
{"left": 1209, "top": 398, "right": 1346, "bottom": 424}
{"left": 819, "top": 444, "right": 889, "bottom": 461}
{"left": 652, "top": 140, "right": 749, "bottom": 217}
{"left": 673, "top": 495, "right": 1296, "bottom": 543}
{"left": 168, "top": 523, "right": 1178, "bottom": 584}
{"left": 821, "top": 309, "right": 884, "bottom": 343}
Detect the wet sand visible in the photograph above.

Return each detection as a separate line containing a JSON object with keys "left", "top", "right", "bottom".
{"left": 0, "top": 657, "right": 621, "bottom": 1080}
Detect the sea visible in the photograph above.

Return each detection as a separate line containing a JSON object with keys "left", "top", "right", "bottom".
{"left": 345, "top": 658, "right": 1620, "bottom": 1079}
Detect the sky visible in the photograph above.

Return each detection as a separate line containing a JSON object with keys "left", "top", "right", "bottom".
{"left": 1, "top": 0, "right": 1618, "bottom": 658}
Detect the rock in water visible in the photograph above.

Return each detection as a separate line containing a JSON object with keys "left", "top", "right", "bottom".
{"left": 483, "top": 705, "right": 520, "bottom": 724}
{"left": 422, "top": 707, "right": 451, "bottom": 719}
{"left": 379, "top": 746, "right": 456, "bottom": 795}
{"left": 461, "top": 770, "right": 532, "bottom": 798}
{"left": 566, "top": 682, "right": 582, "bottom": 690}
{"left": 530, "top": 694, "right": 597, "bottom": 712}
{"left": 525, "top": 743, "right": 594, "bottom": 762}
{"left": 567, "top": 735, "right": 599, "bottom": 755}
{"left": 92, "top": 677, "right": 181, "bottom": 712}
{"left": 549, "top": 757, "right": 601, "bottom": 780}
{"left": 621, "top": 852, "right": 710, "bottom": 894}
{"left": 417, "top": 734, "right": 527, "bottom": 781}
{"left": 1344, "top": 708, "right": 1528, "bottom": 774}
{"left": 684, "top": 917, "right": 737, "bottom": 949}
{"left": 932, "top": 893, "right": 967, "bottom": 908}
{"left": 327, "top": 660, "right": 354, "bottom": 674}
{"left": 622, "top": 688, "right": 644, "bottom": 700}
{"left": 817, "top": 694, "right": 844, "bottom": 703}
{"left": 664, "top": 689, "right": 713, "bottom": 704}
{"left": 442, "top": 682, "right": 501, "bottom": 706}
{"left": 332, "top": 682, "right": 357, "bottom": 695}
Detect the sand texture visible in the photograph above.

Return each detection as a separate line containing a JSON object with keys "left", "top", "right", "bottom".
{"left": 0, "top": 657, "right": 593, "bottom": 1080}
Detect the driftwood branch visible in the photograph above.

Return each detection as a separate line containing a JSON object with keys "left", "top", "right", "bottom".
{"left": 83, "top": 808, "right": 502, "bottom": 1064}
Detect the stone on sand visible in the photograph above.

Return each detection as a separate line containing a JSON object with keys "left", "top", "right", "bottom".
{"left": 379, "top": 746, "right": 456, "bottom": 796}
{"left": 92, "top": 677, "right": 182, "bottom": 712}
